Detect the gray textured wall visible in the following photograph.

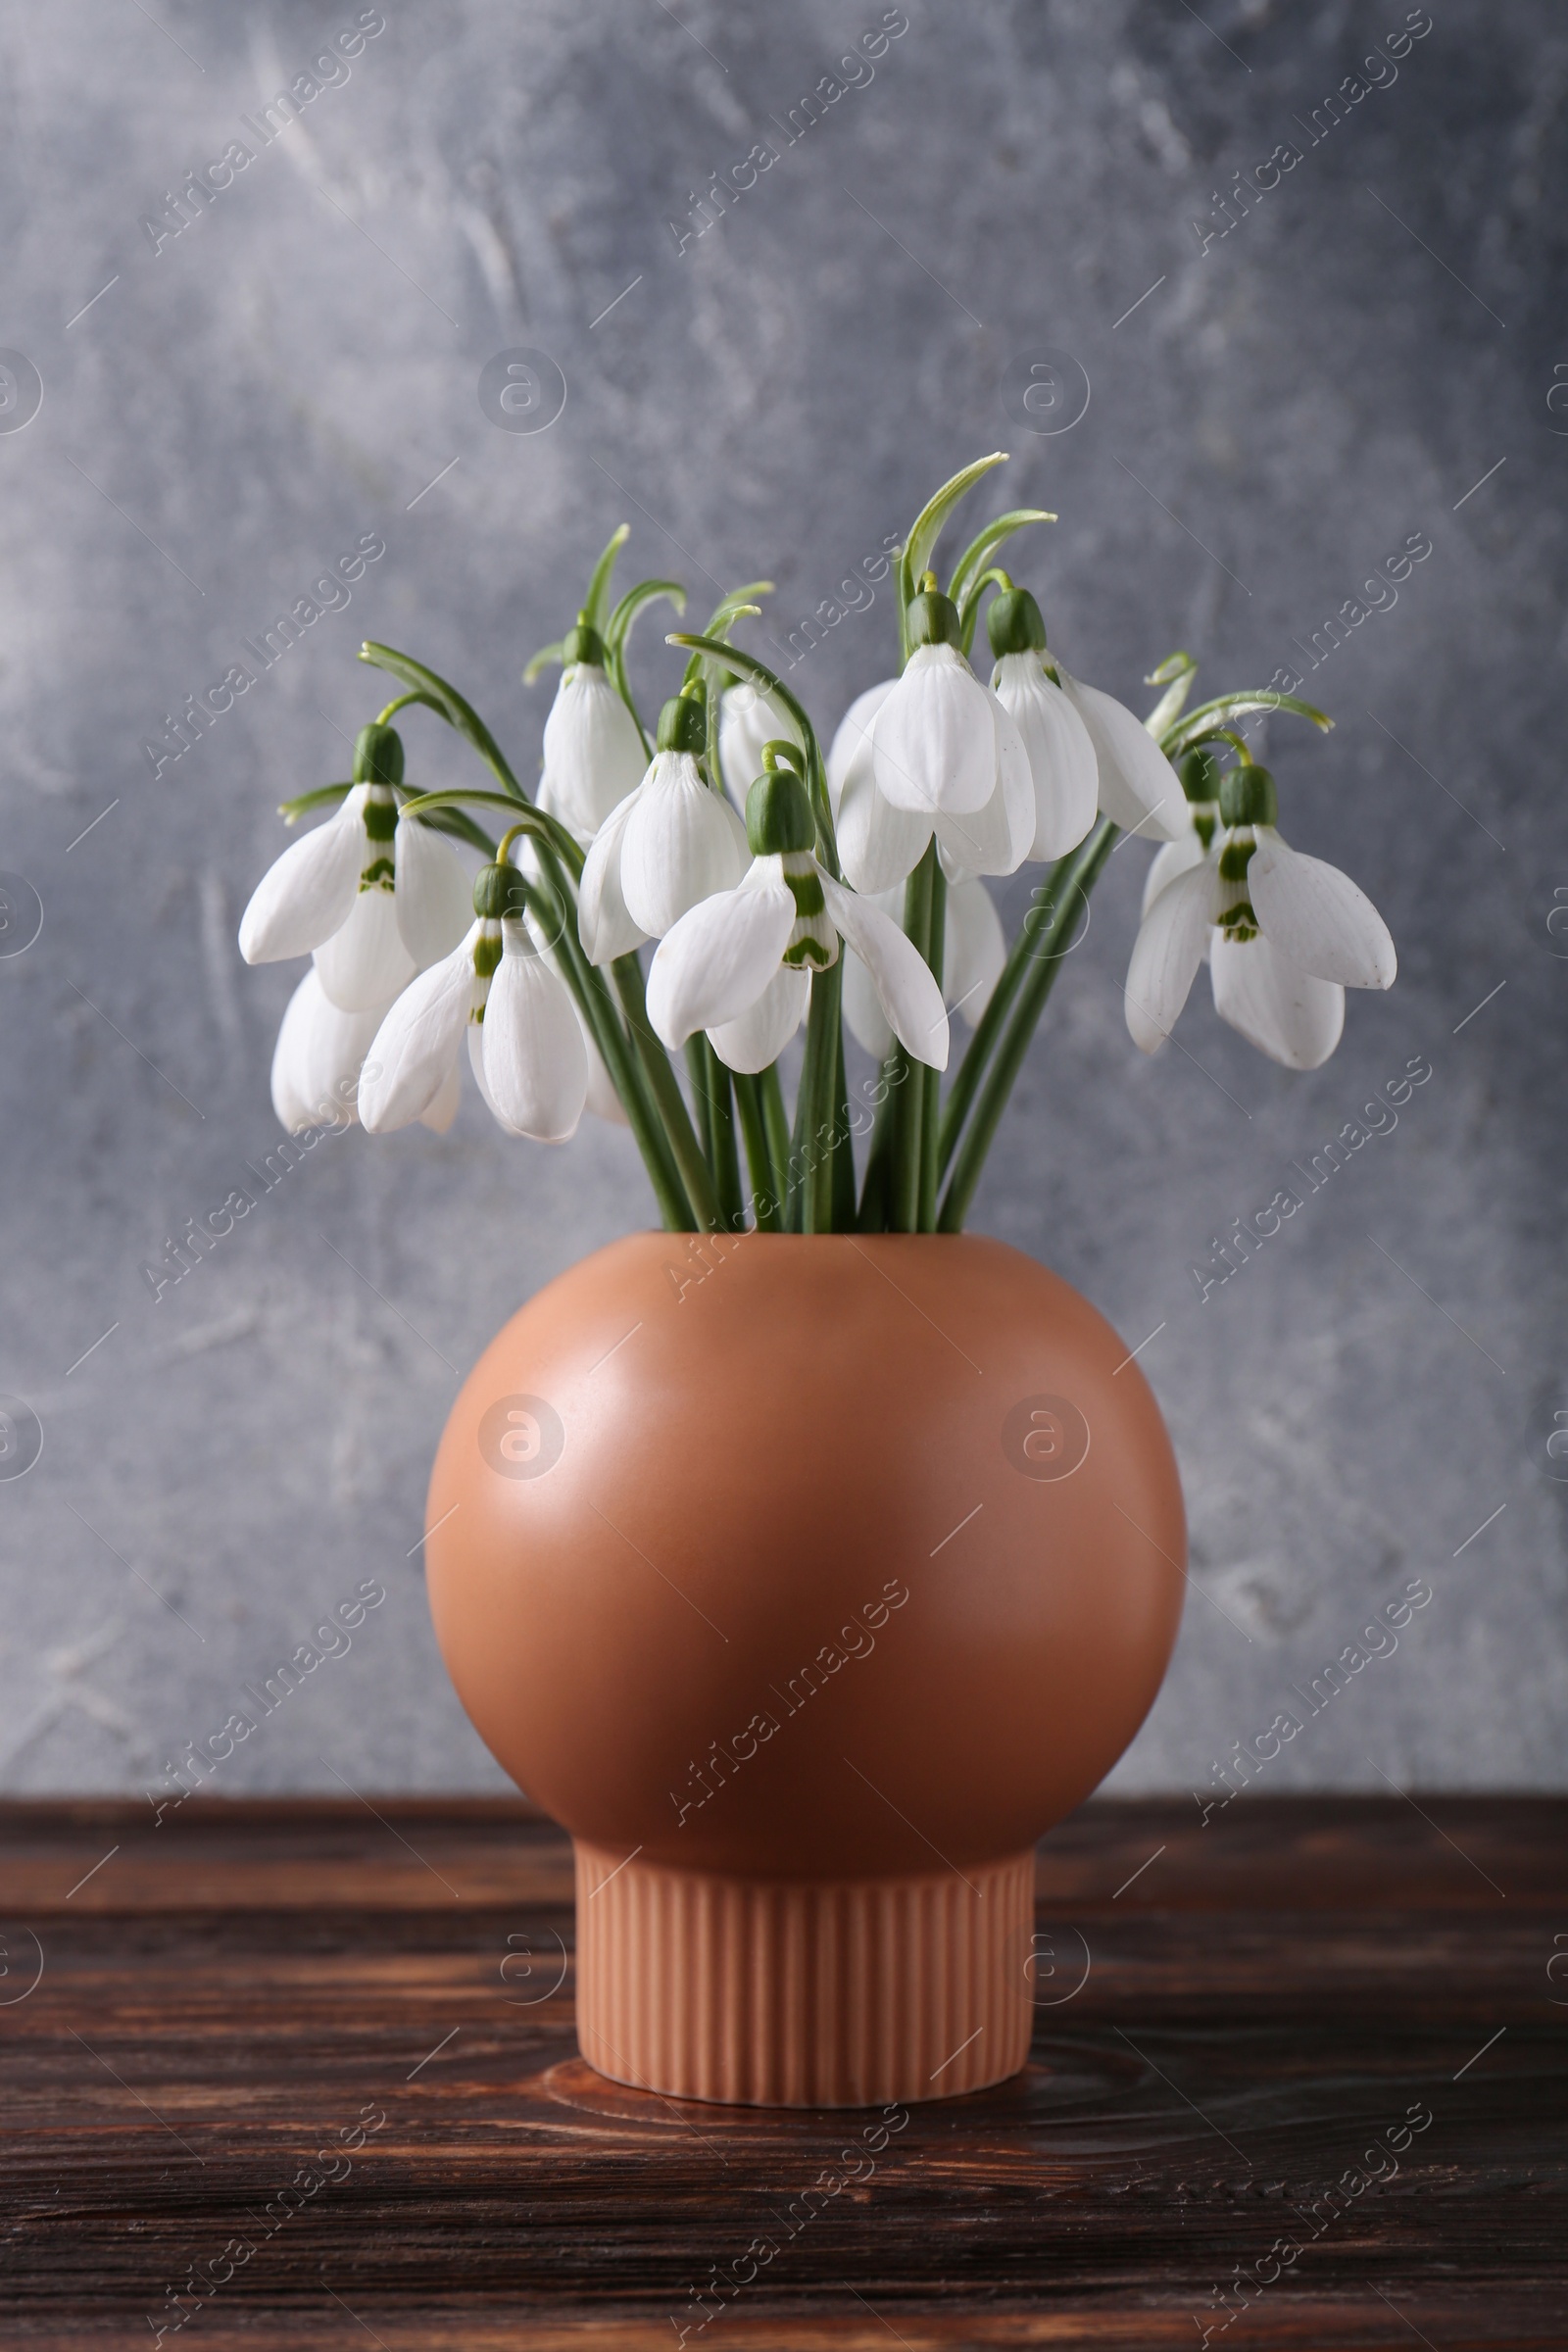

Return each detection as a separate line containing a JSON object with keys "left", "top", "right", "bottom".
{"left": 1, "top": 0, "right": 1562, "bottom": 1805}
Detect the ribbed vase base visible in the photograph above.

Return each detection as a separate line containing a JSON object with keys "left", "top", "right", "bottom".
{"left": 573, "top": 1842, "right": 1035, "bottom": 2108}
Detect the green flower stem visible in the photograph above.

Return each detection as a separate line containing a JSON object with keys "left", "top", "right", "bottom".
{"left": 374, "top": 690, "right": 446, "bottom": 727}
{"left": 732, "top": 1073, "right": 783, "bottom": 1232}
{"left": 706, "top": 1047, "right": 746, "bottom": 1232}
{"left": 890, "top": 844, "right": 937, "bottom": 1233}
{"left": 760, "top": 1064, "right": 792, "bottom": 1198}
{"left": 831, "top": 1021, "right": 857, "bottom": 1230}
{"left": 664, "top": 633, "right": 839, "bottom": 877}
{"left": 537, "top": 899, "right": 685, "bottom": 1234}
{"left": 937, "top": 849, "right": 1080, "bottom": 1181}
{"left": 856, "top": 1054, "right": 901, "bottom": 1231}
{"left": 611, "top": 954, "right": 716, "bottom": 1233}
{"left": 685, "top": 1039, "right": 714, "bottom": 1166}
{"left": 791, "top": 957, "right": 844, "bottom": 1234}
{"left": 359, "top": 642, "right": 529, "bottom": 805}
{"left": 917, "top": 862, "right": 948, "bottom": 1232}
{"left": 938, "top": 817, "right": 1118, "bottom": 1234}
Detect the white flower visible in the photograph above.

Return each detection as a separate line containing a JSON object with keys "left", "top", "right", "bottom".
{"left": 540, "top": 659, "right": 647, "bottom": 840}
{"left": 270, "top": 967, "right": 391, "bottom": 1135}
{"left": 1125, "top": 766, "right": 1396, "bottom": 1070}
{"left": 361, "top": 873, "right": 589, "bottom": 1142}
{"left": 989, "top": 652, "right": 1100, "bottom": 861}
{"left": 828, "top": 676, "right": 1033, "bottom": 897}
{"left": 1052, "top": 661, "right": 1187, "bottom": 843}
{"left": 716, "top": 680, "right": 803, "bottom": 813}
{"left": 238, "top": 724, "right": 471, "bottom": 1013}
{"left": 841, "top": 879, "right": 1004, "bottom": 1062}
{"left": 577, "top": 695, "right": 749, "bottom": 962}
{"left": 872, "top": 641, "right": 1014, "bottom": 818}
{"left": 647, "top": 767, "right": 949, "bottom": 1075}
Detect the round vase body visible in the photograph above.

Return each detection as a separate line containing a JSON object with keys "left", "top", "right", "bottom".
{"left": 425, "top": 1233, "right": 1184, "bottom": 2107}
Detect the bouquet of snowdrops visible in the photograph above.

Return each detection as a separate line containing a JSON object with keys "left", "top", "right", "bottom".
{"left": 237, "top": 454, "right": 1396, "bottom": 1236}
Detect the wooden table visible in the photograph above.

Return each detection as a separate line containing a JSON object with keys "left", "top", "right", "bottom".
{"left": 1, "top": 1795, "right": 1563, "bottom": 2347}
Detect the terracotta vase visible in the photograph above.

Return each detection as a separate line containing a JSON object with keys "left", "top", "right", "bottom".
{"left": 424, "top": 1232, "right": 1184, "bottom": 2109}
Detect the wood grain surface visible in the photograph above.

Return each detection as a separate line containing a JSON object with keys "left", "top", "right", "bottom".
{"left": 1, "top": 1795, "right": 1564, "bottom": 2348}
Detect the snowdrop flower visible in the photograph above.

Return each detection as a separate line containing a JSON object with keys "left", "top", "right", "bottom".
{"left": 270, "top": 966, "right": 440, "bottom": 1136}
{"left": 238, "top": 723, "right": 471, "bottom": 1012}
{"left": 827, "top": 587, "right": 1034, "bottom": 897}
{"left": 360, "top": 862, "right": 588, "bottom": 1142}
{"left": 1125, "top": 760, "right": 1396, "bottom": 1070}
{"left": 985, "top": 587, "right": 1100, "bottom": 862}
{"left": 647, "top": 761, "right": 949, "bottom": 1075}
{"left": 1140, "top": 748, "right": 1223, "bottom": 925}
{"left": 841, "top": 878, "right": 1004, "bottom": 1062}
{"left": 578, "top": 688, "right": 748, "bottom": 962}
{"left": 1047, "top": 653, "right": 1188, "bottom": 846}
{"left": 715, "top": 678, "right": 804, "bottom": 814}
{"left": 537, "top": 616, "right": 648, "bottom": 841}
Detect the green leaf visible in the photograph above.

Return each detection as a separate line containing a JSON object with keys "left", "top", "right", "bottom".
{"left": 583, "top": 522, "right": 630, "bottom": 631}
{"left": 703, "top": 580, "right": 773, "bottom": 639}
{"left": 277, "top": 782, "right": 352, "bottom": 824}
{"left": 947, "top": 507, "right": 1056, "bottom": 610}
{"left": 1162, "top": 691, "right": 1334, "bottom": 759}
{"left": 522, "top": 638, "right": 566, "bottom": 685}
{"left": 359, "top": 642, "right": 527, "bottom": 802}
{"left": 899, "top": 452, "right": 1009, "bottom": 627}
{"left": 605, "top": 578, "right": 686, "bottom": 657}
{"left": 1142, "top": 650, "right": 1198, "bottom": 739}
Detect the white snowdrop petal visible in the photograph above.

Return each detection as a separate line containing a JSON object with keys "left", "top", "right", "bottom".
{"left": 944, "top": 880, "right": 1005, "bottom": 1029}
{"left": 237, "top": 789, "right": 368, "bottom": 964}
{"left": 314, "top": 884, "right": 417, "bottom": 1011}
{"left": 841, "top": 950, "right": 894, "bottom": 1061}
{"left": 991, "top": 654, "right": 1100, "bottom": 862}
{"left": 1249, "top": 830, "right": 1397, "bottom": 990}
{"left": 820, "top": 875, "right": 949, "bottom": 1071}
{"left": 1210, "top": 931, "right": 1346, "bottom": 1068}
{"left": 417, "top": 1060, "right": 463, "bottom": 1134}
{"left": 1060, "top": 672, "right": 1186, "bottom": 842}
{"left": 836, "top": 756, "right": 933, "bottom": 894}
{"left": 1142, "top": 830, "right": 1207, "bottom": 919}
{"left": 717, "top": 683, "right": 804, "bottom": 813}
{"left": 394, "top": 817, "right": 474, "bottom": 969}
{"left": 577, "top": 789, "right": 649, "bottom": 965}
{"left": 872, "top": 645, "right": 997, "bottom": 817}
{"left": 543, "top": 664, "right": 648, "bottom": 838}
{"left": 932, "top": 718, "right": 1032, "bottom": 882}
{"left": 1124, "top": 858, "right": 1219, "bottom": 1054}
{"left": 482, "top": 930, "right": 590, "bottom": 1142}
{"left": 359, "top": 929, "right": 479, "bottom": 1132}
{"left": 708, "top": 962, "right": 811, "bottom": 1072}
{"left": 646, "top": 874, "right": 797, "bottom": 1051}
{"left": 620, "top": 752, "right": 750, "bottom": 937}
{"left": 467, "top": 1020, "right": 524, "bottom": 1135}
{"left": 270, "top": 966, "right": 392, "bottom": 1134}
{"left": 826, "top": 680, "right": 897, "bottom": 817}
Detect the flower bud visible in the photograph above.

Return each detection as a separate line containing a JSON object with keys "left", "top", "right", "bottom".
{"left": 986, "top": 586, "right": 1048, "bottom": 660}
{"left": 561, "top": 611, "right": 608, "bottom": 667}
{"left": 906, "top": 572, "right": 962, "bottom": 651}
{"left": 472, "top": 861, "right": 530, "bottom": 920}
{"left": 656, "top": 689, "right": 707, "bottom": 756}
{"left": 746, "top": 765, "right": 814, "bottom": 857}
{"left": 353, "top": 722, "right": 404, "bottom": 790}
{"left": 1218, "top": 761, "right": 1278, "bottom": 828}
{"left": 1179, "top": 747, "right": 1223, "bottom": 804}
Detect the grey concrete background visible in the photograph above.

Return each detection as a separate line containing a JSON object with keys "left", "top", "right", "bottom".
{"left": 0, "top": 0, "right": 1562, "bottom": 1806}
